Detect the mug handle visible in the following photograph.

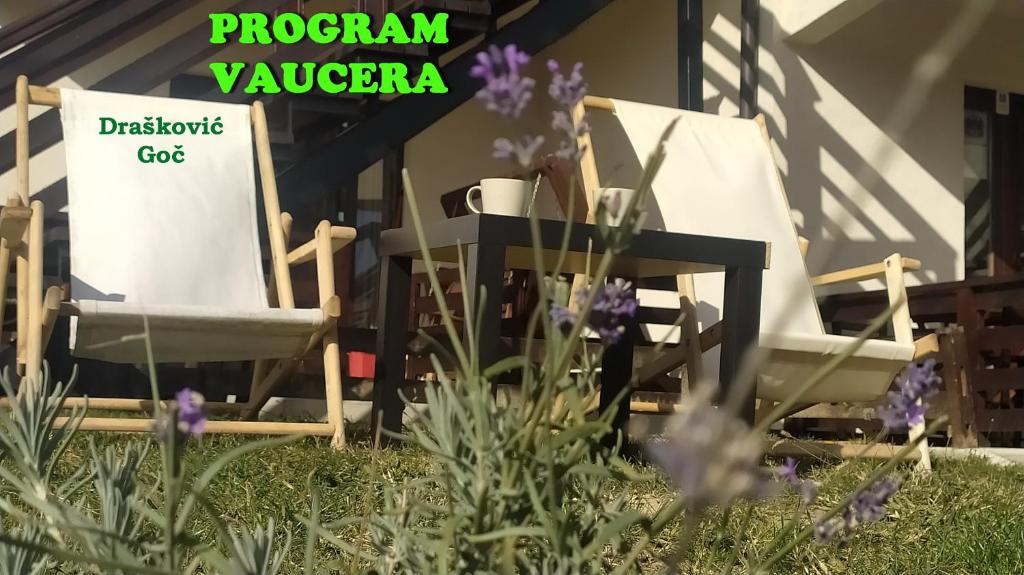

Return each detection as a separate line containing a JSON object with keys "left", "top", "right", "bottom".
{"left": 465, "top": 185, "right": 483, "bottom": 214}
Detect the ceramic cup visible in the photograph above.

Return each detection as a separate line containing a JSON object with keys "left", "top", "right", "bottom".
{"left": 465, "top": 178, "right": 532, "bottom": 217}
{"left": 598, "top": 187, "right": 637, "bottom": 226}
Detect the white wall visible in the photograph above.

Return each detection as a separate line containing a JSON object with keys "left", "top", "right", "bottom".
{"left": 761, "top": 0, "right": 1024, "bottom": 288}
{"left": 398, "top": 0, "right": 1024, "bottom": 292}
{"left": 399, "top": 0, "right": 741, "bottom": 224}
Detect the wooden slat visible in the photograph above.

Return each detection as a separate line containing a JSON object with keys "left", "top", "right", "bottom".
{"left": 973, "top": 325, "right": 1024, "bottom": 353}
{"left": 0, "top": 397, "right": 246, "bottom": 414}
{"left": 0, "top": 205, "right": 32, "bottom": 245}
{"left": 27, "top": 85, "right": 60, "bottom": 107}
{"left": 811, "top": 257, "right": 921, "bottom": 287}
{"left": 286, "top": 226, "right": 357, "bottom": 266}
{"left": 974, "top": 409, "right": 1024, "bottom": 433}
{"left": 788, "top": 401, "right": 947, "bottom": 421}
{"left": 972, "top": 368, "right": 1024, "bottom": 392}
{"left": 766, "top": 439, "right": 922, "bottom": 461}
{"left": 53, "top": 417, "right": 335, "bottom": 435}
{"left": 636, "top": 321, "right": 723, "bottom": 384}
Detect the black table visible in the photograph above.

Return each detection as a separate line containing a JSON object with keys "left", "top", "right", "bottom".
{"left": 372, "top": 214, "right": 768, "bottom": 436}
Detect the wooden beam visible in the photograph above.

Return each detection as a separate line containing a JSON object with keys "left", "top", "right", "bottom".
{"left": 636, "top": 320, "right": 723, "bottom": 385}
{"left": 766, "top": 439, "right": 922, "bottom": 461}
{"left": 0, "top": 0, "right": 183, "bottom": 106}
{"left": 0, "top": 0, "right": 105, "bottom": 57}
{"left": 0, "top": 0, "right": 290, "bottom": 176}
{"left": 0, "top": 205, "right": 33, "bottom": 245}
{"left": 740, "top": 0, "right": 759, "bottom": 118}
{"left": 286, "top": 226, "right": 357, "bottom": 266}
{"left": 678, "top": 0, "right": 703, "bottom": 111}
{"left": 53, "top": 417, "right": 336, "bottom": 436}
{"left": 382, "top": 145, "right": 405, "bottom": 229}
{"left": 810, "top": 257, "right": 921, "bottom": 286}
{"left": 289, "top": 94, "right": 365, "bottom": 117}
{"left": 0, "top": 397, "right": 246, "bottom": 414}
{"left": 277, "top": 0, "right": 618, "bottom": 204}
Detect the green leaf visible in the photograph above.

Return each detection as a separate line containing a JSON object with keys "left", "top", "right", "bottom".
{"left": 581, "top": 511, "right": 646, "bottom": 557}
{"left": 483, "top": 356, "right": 531, "bottom": 379}
{"left": 549, "top": 421, "right": 609, "bottom": 450}
{"left": 0, "top": 532, "right": 175, "bottom": 575}
{"left": 463, "top": 526, "right": 547, "bottom": 543}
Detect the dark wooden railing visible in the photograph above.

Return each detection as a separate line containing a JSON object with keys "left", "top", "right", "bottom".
{"left": 821, "top": 274, "right": 1024, "bottom": 447}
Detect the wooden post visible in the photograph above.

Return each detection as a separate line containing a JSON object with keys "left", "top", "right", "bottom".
{"left": 678, "top": 0, "right": 703, "bottom": 112}
{"left": 740, "top": 0, "right": 759, "bottom": 119}
{"left": 677, "top": 274, "right": 703, "bottom": 391}
{"left": 884, "top": 253, "right": 931, "bottom": 470}
{"left": 15, "top": 76, "right": 30, "bottom": 375}
{"left": 40, "top": 286, "right": 62, "bottom": 354}
{"left": 0, "top": 238, "right": 10, "bottom": 342}
{"left": 25, "top": 201, "right": 44, "bottom": 385}
{"left": 939, "top": 326, "right": 978, "bottom": 448}
{"left": 15, "top": 76, "right": 30, "bottom": 205}
{"left": 251, "top": 101, "right": 295, "bottom": 309}
{"left": 316, "top": 221, "right": 346, "bottom": 449}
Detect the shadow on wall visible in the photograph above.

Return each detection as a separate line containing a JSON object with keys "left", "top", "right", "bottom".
{"left": 708, "top": 4, "right": 961, "bottom": 286}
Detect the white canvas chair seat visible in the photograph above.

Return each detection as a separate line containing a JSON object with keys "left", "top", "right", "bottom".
{"left": 757, "top": 333, "right": 914, "bottom": 403}
{"left": 70, "top": 301, "right": 325, "bottom": 363}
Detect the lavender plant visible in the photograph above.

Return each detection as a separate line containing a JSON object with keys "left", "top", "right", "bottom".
{"left": 312, "top": 45, "right": 947, "bottom": 574}
{"left": 0, "top": 355, "right": 297, "bottom": 574}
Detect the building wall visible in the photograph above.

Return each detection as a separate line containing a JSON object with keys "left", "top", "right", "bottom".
{"left": 398, "top": 0, "right": 1024, "bottom": 292}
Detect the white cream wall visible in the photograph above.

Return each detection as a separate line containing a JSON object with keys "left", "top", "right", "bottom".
{"left": 398, "top": 0, "right": 740, "bottom": 225}
{"left": 761, "top": 0, "right": 1024, "bottom": 289}
{"left": 397, "top": 0, "right": 1024, "bottom": 292}
{"left": 759, "top": 1, "right": 955, "bottom": 288}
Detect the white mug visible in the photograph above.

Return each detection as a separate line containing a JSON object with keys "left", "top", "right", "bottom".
{"left": 598, "top": 187, "right": 637, "bottom": 226}
{"left": 465, "top": 178, "right": 532, "bottom": 217}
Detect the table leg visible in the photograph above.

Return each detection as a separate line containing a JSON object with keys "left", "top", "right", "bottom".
{"left": 373, "top": 255, "right": 411, "bottom": 439}
{"left": 600, "top": 282, "right": 639, "bottom": 444}
{"left": 463, "top": 242, "right": 506, "bottom": 372}
{"left": 720, "top": 265, "right": 763, "bottom": 424}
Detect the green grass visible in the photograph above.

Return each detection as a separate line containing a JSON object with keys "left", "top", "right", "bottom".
{"left": 55, "top": 428, "right": 1024, "bottom": 575}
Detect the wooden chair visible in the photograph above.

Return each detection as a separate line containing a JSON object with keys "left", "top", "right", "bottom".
{"left": 571, "top": 96, "right": 938, "bottom": 466}
{"left": 9, "top": 77, "right": 355, "bottom": 449}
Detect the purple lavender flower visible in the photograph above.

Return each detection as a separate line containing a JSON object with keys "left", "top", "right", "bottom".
{"left": 175, "top": 388, "right": 206, "bottom": 436}
{"left": 777, "top": 457, "right": 819, "bottom": 504}
{"left": 493, "top": 134, "right": 546, "bottom": 168}
{"left": 470, "top": 44, "right": 535, "bottom": 119}
{"left": 877, "top": 359, "right": 941, "bottom": 430}
{"left": 582, "top": 279, "right": 638, "bottom": 345}
{"left": 815, "top": 476, "right": 901, "bottom": 544}
{"left": 648, "top": 391, "right": 776, "bottom": 510}
{"left": 547, "top": 60, "right": 590, "bottom": 161}
{"left": 549, "top": 304, "right": 578, "bottom": 334}
{"left": 547, "top": 60, "right": 588, "bottom": 109}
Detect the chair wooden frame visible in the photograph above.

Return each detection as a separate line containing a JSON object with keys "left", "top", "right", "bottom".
{"left": 572, "top": 96, "right": 938, "bottom": 465}
{"left": 7, "top": 76, "right": 355, "bottom": 449}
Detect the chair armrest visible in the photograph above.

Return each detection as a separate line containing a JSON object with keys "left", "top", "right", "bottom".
{"left": 287, "top": 225, "right": 356, "bottom": 266}
{"left": 810, "top": 256, "right": 921, "bottom": 287}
